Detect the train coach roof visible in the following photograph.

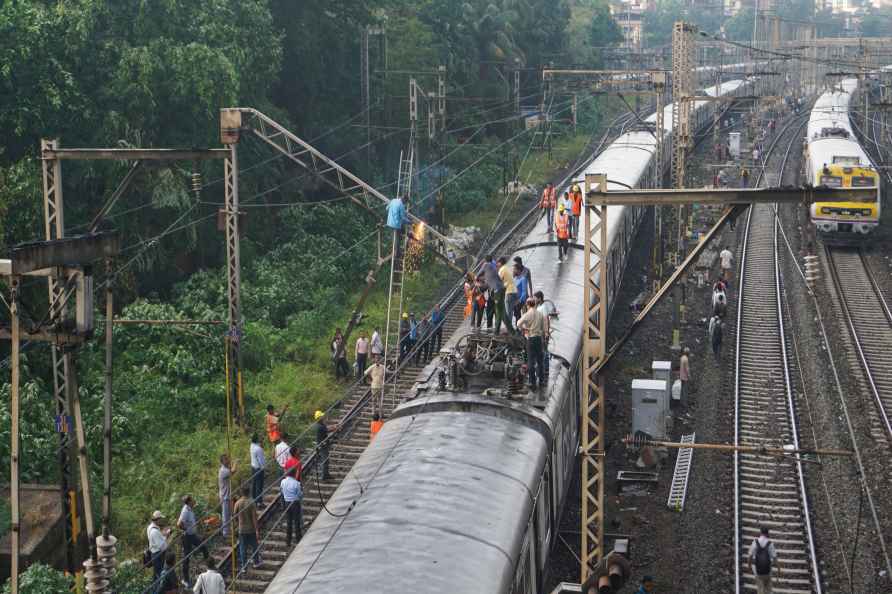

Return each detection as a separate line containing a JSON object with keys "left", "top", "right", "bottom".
{"left": 264, "top": 411, "right": 547, "bottom": 594}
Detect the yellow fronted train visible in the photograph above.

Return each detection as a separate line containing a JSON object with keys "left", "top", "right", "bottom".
{"left": 805, "top": 79, "right": 881, "bottom": 236}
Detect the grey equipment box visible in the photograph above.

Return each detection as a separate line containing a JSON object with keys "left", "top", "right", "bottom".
{"left": 632, "top": 378, "right": 668, "bottom": 439}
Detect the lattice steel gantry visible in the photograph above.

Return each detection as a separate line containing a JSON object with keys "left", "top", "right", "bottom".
{"left": 581, "top": 173, "right": 608, "bottom": 581}
{"left": 671, "top": 21, "right": 696, "bottom": 191}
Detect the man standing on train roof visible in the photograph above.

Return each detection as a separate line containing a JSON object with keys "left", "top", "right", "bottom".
{"left": 570, "top": 184, "right": 583, "bottom": 239}
{"left": 498, "top": 256, "right": 517, "bottom": 334}
{"left": 483, "top": 255, "right": 501, "bottom": 331}
{"left": 556, "top": 205, "right": 571, "bottom": 263}
{"left": 513, "top": 256, "right": 532, "bottom": 295}
{"left": 517, "top": 297, "right": 546, "bottom": 388}
{"left": 559, "top": 190, "right": 572, "bottom": 215}
{"left": 540, "top": 182, "right": 557, "bottom": 231}
{"left": 386, "top": 195, "right": 409, "bottom": 231}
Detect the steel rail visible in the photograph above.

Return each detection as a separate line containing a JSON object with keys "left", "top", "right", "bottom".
{"left": 734, "top": 117, "right": 821, "bottom": 594}
{"left": 824, "top": 247, "right": 892, "bottom": 443}
{"left": 775, "top": 122, "right": 823, "bottom": 594}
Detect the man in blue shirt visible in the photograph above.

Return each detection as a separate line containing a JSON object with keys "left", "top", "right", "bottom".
{"left": 407, "top": 313, "right": 418, "bottom": 357}
{"left": 386, "top": 196, "right": 409, "bottom": 231}
{"left": 280, "top": 467, "right": 303, "bottom": 547}
{"left": 430, "top": 304, "right": 444, "bottom": 354}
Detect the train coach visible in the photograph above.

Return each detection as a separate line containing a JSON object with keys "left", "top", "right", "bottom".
{"left": 263, "top": 77, "right": 756, "bottom": 594}
{"left": 806, "top": 78, "right": 881, "bottom": 236}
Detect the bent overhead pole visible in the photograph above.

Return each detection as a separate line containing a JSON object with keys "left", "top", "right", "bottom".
{"left": 221, "top": 107, "right": 458, "bottom": 251}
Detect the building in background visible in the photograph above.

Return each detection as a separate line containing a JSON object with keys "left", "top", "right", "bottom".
{"left": 610, "top": 0, "right": 646, "bottom": 51}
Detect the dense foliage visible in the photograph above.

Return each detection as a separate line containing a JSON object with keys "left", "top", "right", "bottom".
{"left": 0, "top": 564, "right": 72, "bottom": 594}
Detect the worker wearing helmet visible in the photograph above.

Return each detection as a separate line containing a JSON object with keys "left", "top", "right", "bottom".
{"left": 555, "top": 205, "right": 570, "bottom": 263}
{"left": 570, "top": 184, "right": 583, "bottom": 239}
{"left": 313, "top": 410, "right": 336, "bottom": 481}
{"left": 399, "top": 312, "right": 411, "bottom": 361}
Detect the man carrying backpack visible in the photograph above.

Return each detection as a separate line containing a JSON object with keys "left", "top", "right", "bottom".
{"left": 747, "top": 526, "right": 778, "bottom": 594}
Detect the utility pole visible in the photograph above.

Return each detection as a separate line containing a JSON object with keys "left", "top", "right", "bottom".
{"left": 3, "top": 230, "right": 121, "bottom": 594}
{"left": 670, "top": 22, "right": 695, "bottom": 351}
{"left": 40, "top": 139, "right": 76, "bottom": 578}
{"left": 438, "top": 65, "right": 447, "bottom": 132}
{"left": 361, "top": 27, "right": 385, "bottom": 171}
{"left": 8, "top": 276, "right": 20, "bottom": 594}
{"left": 514, "top": 68, "right": 521, "bottom": 116}
{"left": 581, "top": 173, "right": 608, "bottom": 581}
{"left": 220, "top": 111, "right": 244, "bottom": 423}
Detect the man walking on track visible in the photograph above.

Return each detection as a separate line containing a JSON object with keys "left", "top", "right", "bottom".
{"left": 720, "top": 245, "right": 734, "bottom": 284}
{"left": 748, "top": 526, "right": 779, "bottom": 594}
{"left": 540, "top": 182, "right": 556, "bottom": 231}
{"left": 679, "top": 347, "right": 691, "bottom": 399}
{"left": 709, "top": 315, "right": 723, "bottom": 361}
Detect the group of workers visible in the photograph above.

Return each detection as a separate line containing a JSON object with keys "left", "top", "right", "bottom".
{"left": 144, "top": 406, "right": 342, "bottom": 592}
{"left": 539, "top": 182, "right": 583, "bottom": 260}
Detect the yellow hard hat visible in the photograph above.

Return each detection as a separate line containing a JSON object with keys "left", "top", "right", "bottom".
{"left": 558, "top": 204, "right": 565, "bottom": 213}
{"left": 572, "top": 184, "right": 580, "bottom": 192}
{"left": 314, "top": 410, "right": 324, "bottom": 421}
{"left": 402, "top": 312, "right": 409, "bottom": 319}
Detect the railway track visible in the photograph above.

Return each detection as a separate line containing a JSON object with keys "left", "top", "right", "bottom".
{"left": 734, "top": 203, "right": 821, "bottom": 594}
{"left": 824, "top": 248, "right": 892, "bottom": 444}
{"left": 210, "top": 110, "right": 639, "bottom": 594}
{"left": 733, "top": 116, "right": 821, "bottom": 594}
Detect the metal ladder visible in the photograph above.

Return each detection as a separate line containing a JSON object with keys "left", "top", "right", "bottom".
{"left": 380, "top": 230, "right": 407, "bottom": 415}
{"left": 379, "top": 131, "right": 415, "bottom": 416}
{"left": 667, "top": 432, "right": 695, "bottom": 511}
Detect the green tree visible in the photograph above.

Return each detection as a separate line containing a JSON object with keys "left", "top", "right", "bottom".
{"left": 723, "top": 7, "right": 755, "bottom": 42}
{"left": 1, "top": 563, "right": 72, "bottom": 594}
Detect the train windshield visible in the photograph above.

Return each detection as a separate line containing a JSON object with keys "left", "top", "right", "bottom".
{"left": 820, "top": 175, "right": 843, "bottom": 187}
{"left": 851, "top": 176, "right": 876, "bottom": 187}
{"left": 832, "top": 156, "right": 860, "bottom": 166}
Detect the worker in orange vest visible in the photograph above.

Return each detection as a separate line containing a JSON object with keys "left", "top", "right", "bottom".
{"left": 570, "top": 184, "right": 583, "bottom": 239}
{"left": 370, "top": 413, "right": 384, "bottom": 441}
{"left": 539, "top": 182, "right": 557, "bottom": 232}
{"left": 555, "top": 205, "right": 570, "bottom": 263}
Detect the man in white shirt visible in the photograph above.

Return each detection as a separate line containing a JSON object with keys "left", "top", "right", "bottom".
{"left": 146, "top": 510, "right": 170, "bottom": 579}
{"left": 177, "top": 496, "right": 209, "bottom": 588}
{"left": 363, "top": 355, "right": 386, "bottom": 392}
{"left": 218, "top": 455, "right": 234, "bottom": 537}
{"left": 534, "top": 291, "right": 555, "bottom": 385}
{"left": 355, "top": 332, "right": 370, "bottom": 379}
{"left": 517, "top": 298, "right": 547, "bottom": 388}
{"left": 720, "top": 246, "right": 734, "bottom": 284}
{"left": 280, "top": 467, "right": 304, "bottom": 547}
{"left": 250, "top": 434, "right": 266, "bottom": 509}
{"left": 275, "top": 435, "right": 290, "bottom": 473}
{"left": 370, "top": 328, "right": 384, "bottom": 357}
{"left": 192, "top": 558, "right": 226, "bottom": 594}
